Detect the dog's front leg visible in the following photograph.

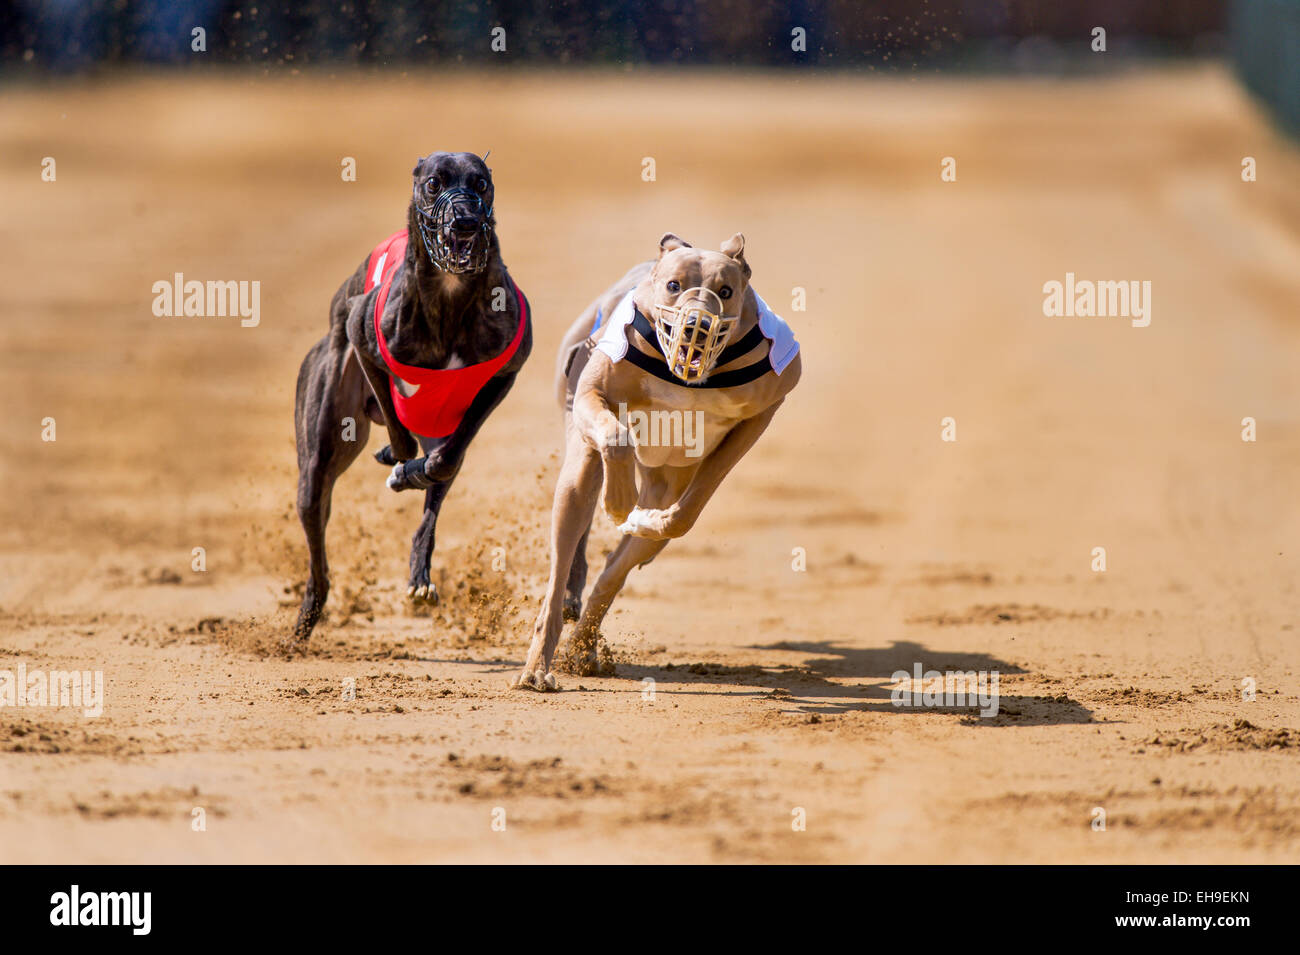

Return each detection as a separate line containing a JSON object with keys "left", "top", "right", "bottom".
{"left": 425, "top": 371, "right": 518, "bottom": 482}
{"left": 405, "top": 468, "right": 452, "bottom": 603}
{"left": 620, "top": 401, "right": 783, "bottom": 540}
{"left": 513, "top": 421, "right": 603, "bottom": 692}
{"left": 563, "top": 532, "right": 668, "bottom": 676}
{"left": 398, "top": 372, "right": 521, "bottom": 602}
{"left": 571, "top": 384, "right": 637, "bottom": 523}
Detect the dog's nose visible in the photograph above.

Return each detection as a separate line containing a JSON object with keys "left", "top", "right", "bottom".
{"left": 450, "top": 215, "right": 480, "bottom": 236}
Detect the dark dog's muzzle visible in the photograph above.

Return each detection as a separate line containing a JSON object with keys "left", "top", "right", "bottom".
{"left": 414, "top": 187, "right": 493, "bottom": 274}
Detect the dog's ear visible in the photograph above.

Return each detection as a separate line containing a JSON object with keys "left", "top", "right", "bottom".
{"left": 720, "top": 232, "right": 751, "bottom": 280}
{"left": 658, "top": 233, "right": 692, "bottom": 258}
{"left": 412, "top": 156, "right": 425, "bottom": 177}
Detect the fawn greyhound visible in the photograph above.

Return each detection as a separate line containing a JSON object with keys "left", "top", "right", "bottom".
{"left": 513, "top": 232, "right": 799, "bottom": 690}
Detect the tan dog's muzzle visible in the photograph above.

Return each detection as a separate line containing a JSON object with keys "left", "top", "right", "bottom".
{"left": 651, "top": 288, "right": 739, "bottom": 384}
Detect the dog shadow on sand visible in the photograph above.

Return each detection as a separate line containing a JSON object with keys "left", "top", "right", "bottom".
{"left": 577, "top": 639, "right": 1094, "bottom": 728}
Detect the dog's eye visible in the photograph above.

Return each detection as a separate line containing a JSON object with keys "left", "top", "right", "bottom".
{"left": 718, "top": 286, "right": 732, "bottom": 300}
{"left": 666, "top": 280, "right": 681, "bottom": 294}
{"left": 423, "top": 178, "right": 439, "bottom": 196}
{"left": 475, "top": 177, "right": 488, "bottom": 193}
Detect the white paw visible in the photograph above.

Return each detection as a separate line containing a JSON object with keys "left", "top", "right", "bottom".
{"left": 386, "top": 463, "right": 404, "bottom": 491}
{"left": 617, "top": 507, "right": 654, "bottom": 536}
{"left": 509, "top": 669, "right": 560, "bottom": 692}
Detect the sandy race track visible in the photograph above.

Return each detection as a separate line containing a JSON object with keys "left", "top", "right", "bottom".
{"left": 1, "top": 66, "right": 1298, "bottom": 863}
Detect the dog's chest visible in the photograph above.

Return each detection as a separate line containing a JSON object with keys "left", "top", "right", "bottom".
{"left": 619, "top": 394, "right": 748, "bottom": 468}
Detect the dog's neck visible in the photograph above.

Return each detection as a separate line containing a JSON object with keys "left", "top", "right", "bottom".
{"left": 396, "top": 218, "right": 507, "bottom": 363}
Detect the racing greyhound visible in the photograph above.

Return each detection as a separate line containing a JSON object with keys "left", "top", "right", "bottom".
{"left": 291, "top": 151, "right": 531, "bottom": 646}
{"left": 513, "top": 232, "right": 799, "bottom": 690}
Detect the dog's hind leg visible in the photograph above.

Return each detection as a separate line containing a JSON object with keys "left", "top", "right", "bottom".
{"left": 562, "top": 450, "right": 600, "bottom": 621}
{"left": 290, "top": 341, "right": 371, "bottom": 647}
{"left": 562, "top": 526, "right": 590, "bottom": 622}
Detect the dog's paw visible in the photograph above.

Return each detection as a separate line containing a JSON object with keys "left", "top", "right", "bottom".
{"left": 387, "top": 461, "right": 430, "bottom": 492}
{"left": 601, "top": 479, "right": 638, "bottom": 525}
{"left": 388, "top": 459, "right": 438, "bottom": 492}
{"left": 617, "top": 506, "right": 664, "bottom": 539}
{"left": 557, "top": 631, "right": 616, "bottom": 677}
{"left": 562, "top": 593, "right": 582, "bottom": 622}
{"left": 278, "top": 631, "right": 307, "bottom": 655}
{"left": 509, "top": 669, "right": 560, "bottom": 692}
{"left": 618, "top": 506, "right": 690, "bottom": 540}
{"left": 406, "top": 582, "right": 439, "bottom": 605}
{"left": 374, "top": 445, "right": 398, "bottom": 466}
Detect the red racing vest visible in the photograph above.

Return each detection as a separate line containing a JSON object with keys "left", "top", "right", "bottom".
{"left": 365, "top": 229, "right": 527, "bottom": 438}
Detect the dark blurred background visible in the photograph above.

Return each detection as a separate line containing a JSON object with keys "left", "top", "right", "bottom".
{"left": 0, "top": 1, "right": 1296, "bottom": 132}
{"left": 0, "top": 0, "right": 1233, "bottom": 70}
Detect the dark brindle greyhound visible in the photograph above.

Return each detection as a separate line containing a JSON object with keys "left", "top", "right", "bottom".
{"left": 290, "top": 151, "right": 532, "bottom": 646}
